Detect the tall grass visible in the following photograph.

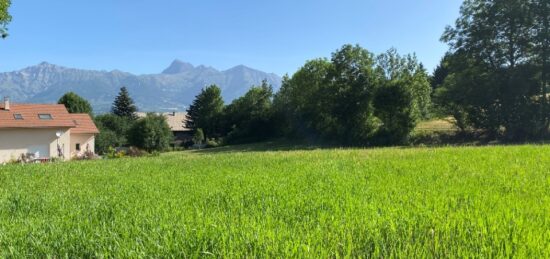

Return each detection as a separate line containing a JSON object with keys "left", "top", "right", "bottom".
{"left": 0, "top": 145, "right": 548, "bottom": 257}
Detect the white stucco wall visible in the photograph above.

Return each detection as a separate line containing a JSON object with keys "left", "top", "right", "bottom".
{"left": 0, "top": 128, "right": 71, "bottom": 163}
{"left": 70, "top": 133, "right": 95, "bottom": 157}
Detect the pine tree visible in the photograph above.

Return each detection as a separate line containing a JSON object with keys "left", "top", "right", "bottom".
{"left": 185, "top": 85, "right": 224, "bottom": 138}
{"left": 112, "top": 86, "right": 138, "bottom": 120}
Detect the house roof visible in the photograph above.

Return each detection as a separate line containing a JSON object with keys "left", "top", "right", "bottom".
{"left": 0, "top": 103, "right": 99, "bottom": 134}
{"left": 70, "top": 113, "right": 100, "bottom": 134}
{"left": 0, "top": 103, "right": 78, "bottom": 129}
{"left": 136, "top": 112, "right": 190, "bottom": 132}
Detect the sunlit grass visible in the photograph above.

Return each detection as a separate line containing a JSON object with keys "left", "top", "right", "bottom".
{"left": 415, "top": 117, "right": 457, "bottom": 133}
{"left": 0, "top": 144, "right": 549, "bottom": 257}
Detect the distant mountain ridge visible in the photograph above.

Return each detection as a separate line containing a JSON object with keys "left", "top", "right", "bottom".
{"left": 0, "top": 61, "right": 282, "bottom": 113}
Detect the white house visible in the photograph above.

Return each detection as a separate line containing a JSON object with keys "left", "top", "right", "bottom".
{"left": 0, "top": 97, "right": 99, "bottom": 163}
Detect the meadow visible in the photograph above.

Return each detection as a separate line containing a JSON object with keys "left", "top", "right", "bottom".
{"left": 0, "top": 144, "right": 549, "bottom": 257}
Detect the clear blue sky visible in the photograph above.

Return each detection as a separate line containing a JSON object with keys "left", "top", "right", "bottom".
{"left": 2, "top": 0, "right": 463, "bottom": 76}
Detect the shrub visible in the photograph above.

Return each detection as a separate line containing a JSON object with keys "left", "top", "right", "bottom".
{"left": 73, "top": 150, "right": 97, "bottom": 161}
{"left": 206, "top": 138, "right": 222, "bottom": 148}
{"left": 128, "top": 113, "right": 173, "bottom": 152}
{"left": 127, "top": 146, "right": 148, "bottom": 157}
{"left": 105, "top": 146, "right": 126, "bottom": 159}
{"left": 193, "top": 128, "right": 205, "bottom": 145}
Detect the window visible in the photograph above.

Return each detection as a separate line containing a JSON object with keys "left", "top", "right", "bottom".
{"left": 38, "top": 114, "right": 53, "bottom": 120}
{"left": 76, "top": 143, "right": 81, "bottom": 151}
{"left": 13, "top": 114, "right": 23, "bottom": 120}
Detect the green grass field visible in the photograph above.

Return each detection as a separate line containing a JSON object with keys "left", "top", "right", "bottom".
{"left": 0, "top": 144, "right": 549, "bottom": 257}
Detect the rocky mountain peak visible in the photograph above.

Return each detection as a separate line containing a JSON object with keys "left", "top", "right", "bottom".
{"left": 162, "top": 59, "right": 195, "bottom": 74}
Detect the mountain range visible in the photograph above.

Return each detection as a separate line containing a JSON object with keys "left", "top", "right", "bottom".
{"left": 0, "top": 60, "right": 282, "bottom": 113}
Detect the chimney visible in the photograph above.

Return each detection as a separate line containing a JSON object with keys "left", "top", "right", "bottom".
{"left": 3, "top": 96, "right": 9, "bottom": 111}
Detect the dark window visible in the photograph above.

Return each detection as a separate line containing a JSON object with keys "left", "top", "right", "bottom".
{"left": 76, "top": 143, "right": 81, "bottom": 151}
{"left": 13, "top": 114, "right": 23, "bottom": 120}
{"left": 38, "top": 114, "right": 53, "bottom": 120}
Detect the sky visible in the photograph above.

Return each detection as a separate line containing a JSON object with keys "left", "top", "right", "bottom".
{"left": 1, "top": 0, "right": 463, "bottom": 76}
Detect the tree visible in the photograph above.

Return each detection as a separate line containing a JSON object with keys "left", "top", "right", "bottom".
{"left": 374, "top": 49, "right": 432, "bottom": 144}
{"left": 439, "top": 0, "right": 548, "bottom": 139}
{"left": 273, "top": 60, "right": 332, "bottom": 139}
{"left": 273, "top": 44, "right": 429, "bottom": 145}
{"left": 0, "top": 0, "right": 11, "bottom": 39}
{"left": 93, "top": 114, "right": 133, "bottom": 153}
{"left": 223, "top": 80, "right": 275, "bottom": 143}
{"left": 112, "top": 87, "right": 138, "bottom": 120}
{"left": 185, "top": 85, "right": 224, "bottom": 139}
{"left": 128, "top": 113, "right": 173, "bottom": 152}
{"left": 94, "top": 129, "right": 120, "bottom": 155}
{"left": 58, "top": 92, "right": 93, "bottom": 115}
{"left": 431, "top": 54, "right": 452, "bottom": 92}
{"left": 323, "top": 44, "right": 381, "bottom": 144}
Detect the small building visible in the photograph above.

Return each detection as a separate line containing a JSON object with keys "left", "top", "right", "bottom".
{"left": 136, "top": 112, "right": 193, "bottom": 146}
{"left": 0, "top": 97, "right": 99, "bottom": 163}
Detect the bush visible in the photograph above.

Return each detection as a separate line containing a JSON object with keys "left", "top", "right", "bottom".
{"left": 94, "top": 114, "right": 134, "bottom": 154}
{"left": 206, "top": 138, "right": 222, "bottom": 148}
{"left": 127, "top": 146, "right": 148, "bottom": 157}
{"left": 193, "top": 129, "right": 204, "bottom": 145}
{"left": 105, "top": 146, "right": 126, "bottom": 159}
{"left": 73, "top": 150, "right": 97, "bottom": 161}
{"left": 128, "top": 113, "right": 173, "bottom": 152}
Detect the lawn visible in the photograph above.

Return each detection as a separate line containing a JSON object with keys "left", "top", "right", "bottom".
{"left": 0, "top": 144, "right": 549, "bottom": 257}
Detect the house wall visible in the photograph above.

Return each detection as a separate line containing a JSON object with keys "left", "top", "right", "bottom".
{"left": 70, "top": 133, "right": 95, "bottom": 157}
{"left": 0, "top": 128, "right": 71, "bottom": 163}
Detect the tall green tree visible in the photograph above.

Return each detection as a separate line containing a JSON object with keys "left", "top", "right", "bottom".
{"left": 374, "top": 49, "right": 432, "bottom": 144}
{"left": 323, "top": 44, "right": 381, "bottom": 144}
{"left": 274, "top": 44, "right": 430, "bottom": 145}
{"left": 224, "top": 80, "right": 275, "bottom": 143}
{"left": 0, "top": 0, "right": 11, "bottom": 39}
{"left": 112, "top": 86, "right": 138, "bottom": 120}
{"left": 185, "top": 85, "right": 224, "bottom": 139}
{"left": 273, "top": 60, "right": 332, "bottom": 139}
{"left": 439, "top": 0, "right": 548, "bottom": 139}
{"left": 58, "top": 92, "right": 93, "bottom": 115}
{"left": 431, "top": 54, "right": 452, "bottom": 92}
{"left": 533, "top": 0, "right": 550, "bottom": 126}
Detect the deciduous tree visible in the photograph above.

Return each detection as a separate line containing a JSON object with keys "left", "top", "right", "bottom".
{"left": 439, "top": 0, "right": 549, "bottom": 139}
{"left": 224, "top": 80, "right": 274, "bottom": 143}
{"left": 128, "top": 113, "right": 173, "bottom": 152}
{"left": 0, "top": 0, "right": 11, "bottom": 39}
{"left": 58, "top": 92, "right": 93, "bottom": 115}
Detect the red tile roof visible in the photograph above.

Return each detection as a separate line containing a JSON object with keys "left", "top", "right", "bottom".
{"left": 0, "top": 103, "right": 77, "bottom": 129}
{"left": 70, "top": 113, "right": 100, "bottom": 134}
{"left": 0, "top": 103, "right": 99, "bottom": 134}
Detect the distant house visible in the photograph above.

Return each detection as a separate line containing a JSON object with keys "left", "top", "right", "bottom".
{"left": 136, "top": 112, "right": 193, "bottom": 146}
{"left": 0, "top": 97, "right": 99, "bottom": 163}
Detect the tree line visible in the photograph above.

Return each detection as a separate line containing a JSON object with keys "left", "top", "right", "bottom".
{"left": 14, "top": 0, "right": 550, "bottom": 149}
{"left": 187, "top": 0, "right": 550, "bottom": 145}
{"left": 187, "top": 45, "right": 431, "bottom": 146}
